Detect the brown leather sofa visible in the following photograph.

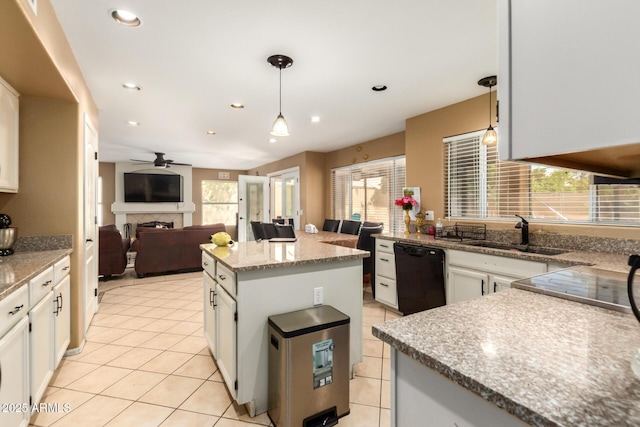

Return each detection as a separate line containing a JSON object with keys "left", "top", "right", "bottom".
{"left": 131, "top": 224, "right": 225, "bottom": 277}
{"left": 99, "top": 225, "right": 131, "bottom": 279}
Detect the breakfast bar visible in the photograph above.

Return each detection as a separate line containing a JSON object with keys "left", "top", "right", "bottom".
{"left": 373, "top": 281, "right": 640, "bottom": 426}
{"left": 201, "top": 236, "right": 368, "bottom": 416}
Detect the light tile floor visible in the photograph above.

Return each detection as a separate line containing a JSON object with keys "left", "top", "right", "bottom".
{"left": 30, "top": 270, "right": 396, "bottom": 427}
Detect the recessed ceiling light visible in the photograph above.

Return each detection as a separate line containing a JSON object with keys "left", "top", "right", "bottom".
{"left": 122, "top": 82, "right": 141, "bottom": 90}
{"left": 127, "top": 121, "right": 140, "bottom": 126}
{"left": 110, "top": 9, "right": 141, "bottom": 27}
{"left": 230, "top": 103, "right": 245, "bottom": 109}
{"left": 205, "top": 130, "right": 216, "bottom": 135}
{"left": 310, "top": 116, "right": 320, "bottom": 123}
{"left": 269, "top": 138, "right": 277, "bottom": 143}
{"left": 372, "top": 85, "right": 388, "bottom": 92}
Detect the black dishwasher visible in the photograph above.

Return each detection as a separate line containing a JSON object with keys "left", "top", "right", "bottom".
{"left": 394, "top": 243, "right": 446, "bottom": 315}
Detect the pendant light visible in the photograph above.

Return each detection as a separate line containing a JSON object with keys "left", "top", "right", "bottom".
{"left": 268, "top": 55, "right": 293, "bottom": 137}
{"left": 478, "top": 76, "right": 497, "bottom": 145}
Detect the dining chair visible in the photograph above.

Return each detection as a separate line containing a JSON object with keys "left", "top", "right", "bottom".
{"left": 356, "top": 224, "right": 384, "bottom": 297}
{"left": 339, "top": 219, "right": 361, "bottom": 235}
{"left": 322, "top": 219, "right": 341, "bottom": 232}
{"left": 250, "top": 221, "right": 266, "bottom": 241}
{"left": 275, "top": 224, "right": 296, "bottom": 238}
{"left": 272, "top": 218, "right": 285, "bottom": 225}
{"left": 262, "top": 223, "right": 278, "bottom": 239}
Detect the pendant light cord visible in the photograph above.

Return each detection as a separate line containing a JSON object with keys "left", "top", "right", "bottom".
{"left": 279, "top": 67, "right": 283, "bottom": 115}
{"left": 488, "top": 85, "right": 492, "bottom": 126}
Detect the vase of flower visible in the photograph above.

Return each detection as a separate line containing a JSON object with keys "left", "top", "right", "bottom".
{"left": 395, "top": 193, "right": 418, "bottom": 235}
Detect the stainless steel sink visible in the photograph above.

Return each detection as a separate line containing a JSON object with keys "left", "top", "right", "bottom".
{"left": 461, "top": 241, "right": 569, "bottom": 256}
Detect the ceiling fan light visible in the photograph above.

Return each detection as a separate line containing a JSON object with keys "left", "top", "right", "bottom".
{"left": 271, "top": 113, "right": 289, "bottom": 136}
{"left": 482, "top": 125, "right": 497, "bottom": 145}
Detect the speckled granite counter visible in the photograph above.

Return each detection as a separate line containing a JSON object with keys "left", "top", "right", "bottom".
{"left": 200, "top": 232, "right": 367, "bottom": 272}
{"left": 373, "top": 288, "right": 640, "bottom": 426}
{"left": 0, "top": 249, "right": 72, "bottom": 301}
{"left": 376, "top": 232, "right": 631, "bottom": 273}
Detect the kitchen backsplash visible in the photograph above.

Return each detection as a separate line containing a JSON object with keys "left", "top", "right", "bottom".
{"left": 14, "top": 235, "right": 73, "bottom": 252}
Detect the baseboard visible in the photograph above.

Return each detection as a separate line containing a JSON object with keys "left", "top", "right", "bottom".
{"left": 64, "top": 338, "right": 86, "bottom": 356}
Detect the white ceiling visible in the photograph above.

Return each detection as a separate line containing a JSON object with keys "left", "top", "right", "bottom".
{"left": 50, "top": 0, "right": 497, "bottom": 170}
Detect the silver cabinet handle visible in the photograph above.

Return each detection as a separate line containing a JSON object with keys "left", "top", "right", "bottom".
{"left": 62, "top": 266, "right": 70, "bottom": 271}
{"left": 42, "top": 280, "right": 53, "bottom": 287}
{"left": 380, "top": 258, "right": 389, "bottom": 262}
{"left": 481, "top": 279, "right": 485, "bottom": 296}
{"left": 379, "top": 282, "right": 389, "bottom": 287}
{"left": 218, "top": 274, "right": 226, "bottom": 280}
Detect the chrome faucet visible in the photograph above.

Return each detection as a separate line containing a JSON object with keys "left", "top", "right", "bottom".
{"left": 514, "top": 215, "right": 529, "bottom": 245}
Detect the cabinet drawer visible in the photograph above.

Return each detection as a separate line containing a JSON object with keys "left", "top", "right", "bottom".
{"left": 29, "top": 267, "right": 54, "bottom": 306}
{"left": 375, "top": 276, "right": 398, "bottom": 308}
{"left": 0, "top": 285, "right": 28, "bottom": 337}
{"left": 376, "top": 252, "right": 396, "bottom": 279}
{"left": 376, "top": 239, "right": 395, "bottom": 254}
{"left": 215, "top": 262, "right": 236, "bottom": 296}
{"left": 448, "top": 249, "right": 546, "bottom": 278}
{"left": 202, "top": 251, "right": 215, "bottom": 278}
{"left": 54, "top": 256, "right": 71, "bottom": 284}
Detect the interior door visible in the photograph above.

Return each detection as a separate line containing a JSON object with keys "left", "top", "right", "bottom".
{"left": 269, "top": 168, "right": 300, "bottom": 229}
{"left": 83, "top": 115, "right": 98, "bottom": 332}
{"left": 238, "top": 175, "right": 269, "bottom": 241}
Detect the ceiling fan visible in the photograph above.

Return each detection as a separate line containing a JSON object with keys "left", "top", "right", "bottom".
{"left": 130, "top": 152, "right": 192, "bottom": 168}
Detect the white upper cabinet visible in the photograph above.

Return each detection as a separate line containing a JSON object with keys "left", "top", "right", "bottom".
{"left": 0, "top": 76, "right": 18, "bottom": 192}
{"left": 498, "top": 0, "right": 640, "bottom": 176}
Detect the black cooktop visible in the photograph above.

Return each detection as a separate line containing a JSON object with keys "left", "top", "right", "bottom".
{"left": 512, "top": 266, "right": 631, "bottom": 313}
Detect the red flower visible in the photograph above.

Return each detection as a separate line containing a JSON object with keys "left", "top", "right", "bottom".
{"left": 394, "top": 196, "right": 418, "bottom": 210}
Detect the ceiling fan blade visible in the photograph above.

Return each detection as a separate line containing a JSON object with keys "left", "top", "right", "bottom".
{"left": 171, "top": 162, "right": 192, "bottom": 166}
{"left": 130, "top": 159, "right": 153, "bottom": 163}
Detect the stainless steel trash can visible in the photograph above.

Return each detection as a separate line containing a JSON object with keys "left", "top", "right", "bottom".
{"left": 268, "top": 305, "right": 350, "bottom": 427}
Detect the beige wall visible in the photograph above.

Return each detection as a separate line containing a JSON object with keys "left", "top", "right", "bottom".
{"left": 0, "top": 0, "right": 98, "bottom": 349}
{"left": 99, "top": 162, "right": 116, "bottom": 226}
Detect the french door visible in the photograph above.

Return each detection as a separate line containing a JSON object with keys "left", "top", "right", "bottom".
{"left": 237, "top": 175, "right": 270, "bottom": 242}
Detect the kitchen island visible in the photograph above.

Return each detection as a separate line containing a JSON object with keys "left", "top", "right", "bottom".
{"left": 373, "top": 284, "right": 640, "bottom": 426}
{"left": 200, "top": 236, "right": 368, "bottom": 416}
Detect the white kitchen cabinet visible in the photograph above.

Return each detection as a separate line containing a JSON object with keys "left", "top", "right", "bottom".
{"left": 498, "top": 0, "right": 640, "bottom": 167}
{"left": 203, "top": 269, "right": 217, "bottom": 359}
{"left": 447, "top": 250, "right": 547, "bottom": 304}
{"left": 29, "top": 291, "right": 53, "bottom": 407}
{"left": 0, "top": 76, "right": 19, "bottom": 193}
{"left": 0, "top": 284, "right": 29, "bottom": 427}
{"left": 52, "top": 275, "right": 70, "bottom": 370}
{"left": 374, "top": 238, "right": 398, "bottom": 309}
{"left": 216, "top": 283, "right": 237, "bottom": 400}
{"left": 0, "top": 316, "right": 29, "bottom": 427}
{"left": 448, "top": 266, "right": 488, "bottom": 303}
{"left": 52, "top": 255, "right": 71, "bottom": 370}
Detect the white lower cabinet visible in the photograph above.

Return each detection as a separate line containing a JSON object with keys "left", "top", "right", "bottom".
{"left": 375, "top": 238, "right": 398, "bottom": 309}
{"left": 447, "top": 250, "right": 547, "bottom": 304}
{"left": 216, "top": 283, "right": 237, "bottom": 399}
{"left": 52, "top": 274, "right": 70, "bottom": 370}
{"left": 0, "top": 292, "right": 29, "bottom": 427}
{"left": 29, "top": 292, "right": 53, "bottom": 407}
{"left": 203, "top": 272, "right": 217, "bottom": 359}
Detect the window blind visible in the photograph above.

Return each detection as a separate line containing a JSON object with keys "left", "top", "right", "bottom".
{"left": 444, "top": 131, "right": 640, "bottom": 225}
{"left": 331, "top": 156, "right": 406, "bottom": 233}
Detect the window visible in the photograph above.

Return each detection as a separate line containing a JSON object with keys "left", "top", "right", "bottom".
{"left": 444, "top": 130, "right": 640, "bottom": 225}
{"left": 202, "top": 180, "right": 238, "bottom": 225}
{"left": 332, "top": 156, "right": 406, "bottom": 233}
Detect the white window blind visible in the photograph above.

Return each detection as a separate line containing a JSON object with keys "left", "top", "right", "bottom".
{"left": 332, "top": 156, "right": 406, "bottom": 233}
{"left": 444, "top": 131, "right": 640, "bottom": 225}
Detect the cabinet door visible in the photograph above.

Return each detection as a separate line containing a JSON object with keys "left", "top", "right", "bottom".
{"left": 217, "top": 284, "right": 237, "bottom": 399}
{"left": 499, "top": 0, "right": 640, "bottom": 161}
{"left": 52, "top": 275, "right": 71, "bottom": 370}
{"left": 203, "top": 272, "right": 217, "bottom": 358}
{"left": 0, "top": 78, "right": 19, "bottom": 193}
{"left": 0, "top": 316, "right": 29, "bottom": 427}
{"left": 448, "top": 266, "right": 488, "bottom": 304}
{"left": 29, "top": 293, "right": 53, "bottom": 407}
{"left": 490, "top": 274, "right": 519, "bottom": 294}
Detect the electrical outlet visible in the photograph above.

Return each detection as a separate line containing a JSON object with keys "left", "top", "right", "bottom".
{"left": 313, "top": 287, "right": 323, "bottom": 305}
{"left": 425, "top": 210, "right": 435, "bottom": 221}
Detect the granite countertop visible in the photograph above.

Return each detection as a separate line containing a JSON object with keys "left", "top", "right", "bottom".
{"left": 0, "top": 249, "right": 72, "bottom": 301}
{"left": 201, "top": 232, "right": 367, "bottom": 272}
{"left": 372, "top": 288, "right": 640, "bottom": 426}
{"left": 376, "top": 232, "right": 631, "bottom": 272}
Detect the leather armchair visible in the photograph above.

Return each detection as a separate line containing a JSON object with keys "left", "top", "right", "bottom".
{"left": 99, "top": 225, "right": 130, "bottom": 279}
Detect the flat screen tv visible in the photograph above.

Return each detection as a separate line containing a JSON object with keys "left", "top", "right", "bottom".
{"left": 124, "top": 173, "right": 183, "bottom": 203}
